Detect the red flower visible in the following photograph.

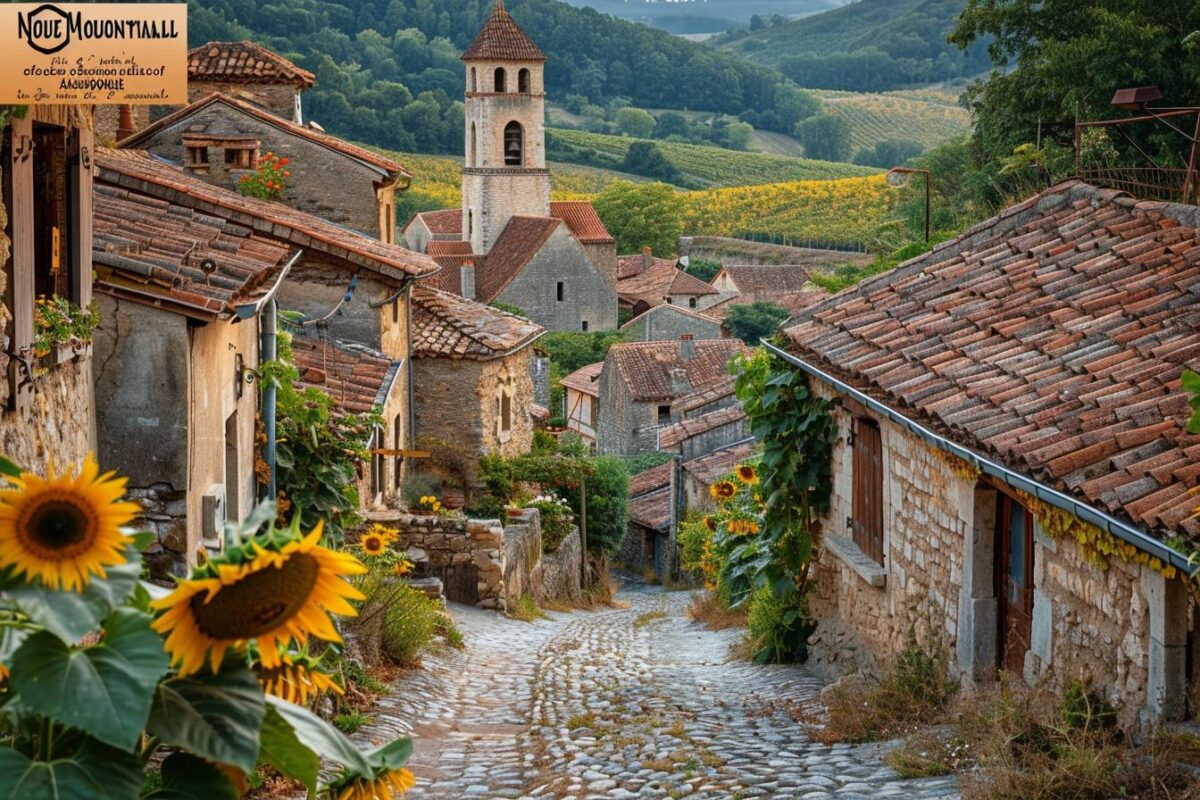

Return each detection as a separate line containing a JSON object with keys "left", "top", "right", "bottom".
{"left": 278, "top": 157, "right": 289, "bottom": 166}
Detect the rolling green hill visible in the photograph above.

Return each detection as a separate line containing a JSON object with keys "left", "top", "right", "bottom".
{"left": 714, "top": 0, "right": 991, "bottom": 92}
{"left": 817, "top": 91, "right": 971, "bottom": 152}
{"left": 559, "top": 0, "right": 849, "bottom": 33}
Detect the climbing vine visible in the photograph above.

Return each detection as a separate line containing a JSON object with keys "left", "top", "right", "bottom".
{"left": 723, "top": 348, "right": 838, "bottom": 662}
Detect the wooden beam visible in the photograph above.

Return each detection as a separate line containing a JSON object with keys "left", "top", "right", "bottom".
{"left": 70, "top": 127, "right": 92, "bottom": 307}
{"left": 369, "top": 448, "right": 431, "bottom": 458}
{"left": 8, "top": 116, "right": 34, "bottom": 410}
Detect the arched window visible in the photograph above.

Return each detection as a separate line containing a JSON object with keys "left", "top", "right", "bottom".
{"left": 470, "top": 122, "right": 477, "bottom": 165}
{"left": 467, "top": 209, "right": 473, "bottom": 237}
{"left": 494, "top": 67, "right": 506, "bottom": 93}
{"left": 470, "top": 67, "right": 477, "bottom": 92}
{"left": 504, "top": 121, "right": 524, "bottom": 166}
{"left": 518, "top": 68, "right": 531, "bottom": 93}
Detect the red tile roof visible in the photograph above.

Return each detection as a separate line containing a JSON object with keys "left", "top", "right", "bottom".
{"left": 93, "top": 183, "right": 292, "bottom": 319}
{"left": 617, "top": 258, "right": 719, "bottom": 308}
{"left": 715, "top": 264, "right": 814, "bottom": 294}
{"left": 704, "top": 288, "right": 828, "bottom": 323}
{"left": 618, "top": 251, "right": 675, "bottom": 280}
{"left": 411, "top": 285, "right": 544, "bottom": 360}
{"left": 630, "top": 461, "right": 672, "bottom": 497}
{"left": 189, "top": 41, "right": 315, "bottom": 88}
{"left": 120, "top": 93, "right": 406, "bottom": 178}
{"left": 411, "top": 209, "right": 463, "bottom": 236}
{"left": 620, "top": 302, "right": 724, "bottom": 332}
{"left": 607, "top": 339, "right": 748, "bottom": 402}
{"left": 427, "top": 240, "right": 473, "bottom": 258}
{"left": 462, "top": 4, "right": 546, "bottom": 61}
{"left": 658, "top": 404, "right": 747, "bottom": 449}
{"left": 550, "top": 201, "right": 614, "bottom": 244}
{"left": 560, "top": 362, "right": 604, "bottom": 396}
{"left": 629, "top": 488, "right": 672, "bottom": 531}
{"left": 477, "top": 216, "right": 561, "bottom": 302}
{"left": 96, "top": 149, "right": 438, "bottom": 283}
{"left": 422, "top": 241, "right": 474, "bottom": 294}
{"left": 675, "top": 375, "right": 738, "bottom": 417}
{"left": 782, "top": 181, "right": 1200, "bottom": 543}
{"left": 291, "top": 337, "right": 400, "bottom": 416}
{"left": 682, "top": 441, "right": 758, "bottom": 486}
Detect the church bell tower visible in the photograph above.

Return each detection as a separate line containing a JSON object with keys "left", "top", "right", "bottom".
{"left": 461, "top": 1, "right": 551, "bottom": 253}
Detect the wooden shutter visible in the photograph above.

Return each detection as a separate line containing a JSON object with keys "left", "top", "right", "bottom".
{"left": 70, "top": 126, "right": 92, "bottom": 306}
{"left": 851, "top": 417, "right": 884, "bottom": 565}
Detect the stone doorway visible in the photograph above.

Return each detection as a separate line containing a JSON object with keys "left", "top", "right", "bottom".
{"left": 994, "top": 492, "right": 1034, "bottom": 675}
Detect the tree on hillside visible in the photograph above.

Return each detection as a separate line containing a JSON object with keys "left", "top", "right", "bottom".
{"left": 593, "top": 181, "right": 685, "bottom": 256}
{"left": 621, "top": 142, "right": 684, "bottom": 185}
{"left": 796, "top": 115, "right": 851, "bottom": 163}
{"left": 725, "top": 302, "right": 791, "bottom": 345}
{"left": 654, "top": 111, "right": 691, "bottom": 139}
{"left": 950, "top": 0, "right": 1200, "bottom": 179}
{"left": 853, "top": 139, "right": 924, "bottom": 168}
{"left": 615, "top": 107, "right": 656, "bottom": 139}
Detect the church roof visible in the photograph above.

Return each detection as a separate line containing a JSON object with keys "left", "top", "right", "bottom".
{"left": 550, "top": 201, "right": 614, "bottom": 244}
{"left": 189, "top": 41, "right": 315, "bottom": 88}
{"left": 477, "top": 216, "right": 562, "bottom": 302}
{"left": 462, "top": 3, "right": 546, "bottom": 62}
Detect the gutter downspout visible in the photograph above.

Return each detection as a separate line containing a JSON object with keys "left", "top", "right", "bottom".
{"left": 406, "top": 281, "right": 415, "bottom": 449}
{"left": 761, "top": 340, "right": 1198, "bottom": 577}
{"left": 262, "top": 299, "right": 279, "bottom": 502}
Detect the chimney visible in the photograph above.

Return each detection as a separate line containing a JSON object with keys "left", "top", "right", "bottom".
{"left": 669, "top": 367, "right": 691, "bottom": 397}
{"left": 642, "top": 246, "right": 653, "bottom": 270}
{"left": 679, "top": 333, "right": 695, "bottom": 360}
{"left": 461, "top": 259, "right": 476, "bottom": 300}
{"left": 116, "top": 104, "right": 136, "bottom": 141}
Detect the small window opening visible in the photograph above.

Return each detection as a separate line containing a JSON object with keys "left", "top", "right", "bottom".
{"left": 518, "top": 68, "right": 531, "bottom": 93}
{"left": 581, "top": 321, "right": 589, "bottom": 332}
{"left": 504, "top": 121, "right": 524, "bottom": 166}
{"left": 688, "top": 297, "right": 698, "bottom": 309}
{"left": 494, "top": 67, "right": 507, "bottom": 92}
{"left": 470, "top": 67, "right": 477, "bottom": 92}
{"left": 556, "top": 281, "right": 564, "bottom": 301}
{"left": 393, "top": 414, "right": 403, "bottom": 490}
{"left": 657, "top": 405, "right": 671, "bottom": 423}
{"left": 501, "top": 393, "right": 512, "bottom": 433}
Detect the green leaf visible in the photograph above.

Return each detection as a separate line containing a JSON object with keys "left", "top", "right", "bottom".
{"left": 0, "top": 456, "right": 21, "bottom": 478}
{"left": 0, "top": 736, "right": 143, "bottom": 800}
{"left": 130, "top": 532, "right": 157, "bottom": 552}
{"left": 258, "top": 705, "right": 320, "bottom": 798}
{"left": 141, "top": 753, "right": 238, "bottom": 800}
{"left": 264, "top": 695, "right": 373, "bottom": 775}
{"left": 147, "top": 663, "right": 265, "bottom": 775}
{"left": 10, "top": 608, "right": 169, "bottom": 750}
{"left": 1, "top": 546, "right": 141, "bottom": 642}
{"left": 367, "top": 736, "right": 413, "bottom": 770}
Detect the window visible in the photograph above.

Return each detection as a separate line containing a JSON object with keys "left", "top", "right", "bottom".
{"left": 995, "top": 492, "right": 1035, "bottom": 673}
{"left": 588, "top": 395, "right": 598, "bottom": 426}
{"left": 504, "top": 121, "right": 524, "bottom": 166}
{"left": 581, "top": 321, "right": 589, "bottom": 332}
{"left": 556, "top": 281, "right": 564, "bottom": 301}
{"left": 31, "top": 123, "right": 74, "bottom": 301}
{"left": 470, "top": 67, "right": 477, "bottom": 92}
{"left": 688, "top": 297, "right": 698, "bottom": 309}
{"left": 224, "top": 148, "right": 253, "bottom": 168}
{"left": 500, "top": 393, "right": 512, "bottom": 433}
{"left": 393, "top": 414, "right": 403, "bottom": 490}
{"left": 470, "top": 122, "right": 477, "bottom": 165}
{"left": 185, "top": 145, "right": 209, "bottom": 171}
{"left": 494, "top": 67, "right": 506, "bottom": 92}
{"left": 392, "top": 297, "right": 399, "bottom": 324}
{"left": 467, "top": 209, "right": 473, "bottom": 237}
{"left": 657, "top": 404, "right": 671, "bottom": 423}
{"left": 518, "top": 68, "right": 531, "bottom": 93}
{"left": 851, "top": 417, "right": 884, "bottom": 566}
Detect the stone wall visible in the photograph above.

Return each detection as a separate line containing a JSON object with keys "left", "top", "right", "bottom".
{"left": 496, "top": 225, "right": 618, "bottom": 333}
{"left": 678, "top": 418, "right": 750, "bottom": 461}
{"left": 503, "top": 508, "right": 541, "bottom": 606}
{"left": 537, "top": 527, "right": 582, "bottom": 606}
{"left": 187, "top": 81, "right": 300, "bottom": 121}
{"left": 130, "top": 483, "right": 189, "bottom": 582}
{"left": 623, "top": 306, "right": 723, "bottom": 343}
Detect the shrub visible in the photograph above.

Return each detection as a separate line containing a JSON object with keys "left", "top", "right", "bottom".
{"left": 238, "top": 151, "right": 291, "bottom": 200}
{"left": 526, "top": 492, "right": 575, "bottom": 551}
{"left": 560, "top": 455, "right": 628, "bottom": 556}
{"left": 357, "top": 576, "right": 442, "bottom": 667}
{"left": 401, "top": 473, "right": 442, "bottom": 509}
{"left": 746, "top": 584, "right": 816, "bottom": 664}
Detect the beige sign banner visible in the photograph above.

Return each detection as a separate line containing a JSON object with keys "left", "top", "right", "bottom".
{"left": 0, "top": 3, "right": 187, "bottom": 104}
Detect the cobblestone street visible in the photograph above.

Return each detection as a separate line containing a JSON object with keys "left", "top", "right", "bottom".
{"left": 353, "top": 582, "right": 961, "bottom": 799}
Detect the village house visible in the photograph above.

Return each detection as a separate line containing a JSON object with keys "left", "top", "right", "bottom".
{"left": 0, "top": 105, "right": 97, "bottom": 473}
{"left": 710, "top": 263, "right": 814, "bottom": 299}
{"left": 621, "top": 303, "right": 724, "bottom": 343}
{"left": 91, "top": 149, "right": 437, "bottom": 572}
{"left": 596, "top": 336, "right": 746, "bottom": 456}
{"left": 616, "top": 248, "right": 721, "bottom": 317}
{"left": 118, "top": 93, "right": 408, "bottom": 242}
{"left": 402, "top": 4, "right": 618, "bottom": 332}
{"left": 775, "top": 181, "right": 1200, "bottom": 725}
{"left": 290, "top": 336, "right": 406, "bottom": 510}
{"left": 658, "top": 404, "right": 749, "bottom": 461}
{"left": 625, "top": 461, "right": 676, "bottom": 578}
{"left": 681, "top": 440, "right": 758, "bottom": 512}
{"left": 561, "top": 361, "right": 603, "bottom": 446}
{"left": 409, "top": 285, "right": 545, "bottom": 490}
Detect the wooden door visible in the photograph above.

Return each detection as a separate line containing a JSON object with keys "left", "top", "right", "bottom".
{"left": 851, "top": 418, "right": 884, "bottom": 565}
{"left": 995, "top": 493, "right": 1034, "bottom": 675}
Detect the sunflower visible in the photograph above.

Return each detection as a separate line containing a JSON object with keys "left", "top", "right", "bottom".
{"left": 709, "top": 481, "right": 737, "bottom": 502}
{"left": 256, "top": 653, "right": 344, "bottom": 705}
{"left": 335, "top": 768, "right": 416, "bottom": 800}
{"left": 735, "top": 464, "right": 759, "bottom": 485}
{"left": 703, "top": 516, "right": 717, "bottom": 532}
{"left": 359, "top": 531, "right": 388, "bottom": 557}
{"left": 151, "top": 521, "right": 366, "bottom": 676}
{"left": 0, "top": 455, "right": 139, "bottom": 591}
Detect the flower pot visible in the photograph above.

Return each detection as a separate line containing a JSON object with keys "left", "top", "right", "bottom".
{"left": 506, "top": 508, "right": 525, "bottom": 519}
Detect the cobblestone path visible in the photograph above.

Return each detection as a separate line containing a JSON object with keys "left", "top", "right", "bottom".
{"left": 352, "top": 582, "right": 961, "bottom": 799}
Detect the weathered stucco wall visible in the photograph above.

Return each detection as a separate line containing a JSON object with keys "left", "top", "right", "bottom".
{"left": 274, "top": 262, "right": 404, "bottom": 355}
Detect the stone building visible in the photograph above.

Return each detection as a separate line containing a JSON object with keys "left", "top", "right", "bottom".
{"left": 625, "top": 461, "right": 676, "bottom": 578}
{"left": 290, "top": 336, "right": 406, "bottom": 510}
{"left": 402, "top": 4, "right": 618, "bottom": 332}
{"left": 0, "top": 105, "right": 97, "bottom": 475}
{"left": 409, "top": 285, "right": 545, "bottom": 488}
{"left": 621, "top": 303, "right": 724, "bottom": 343}
{"left": 658, "top": 405, "right": 749, "bottom": 461}
{"left": 596, "top": 336, "right": 747, "bottom": 456}
{"left": 681, "top": 441, "right": 757, "bottom": 512}
{"left": 776, "top": 182, "right": 1200, "bottom": 724}
{"left": 617, "top": 249, "right": 721, "bottom": 316}
{"left": 710, "top": 263, "right": 814, "bottom": 298}
{"left": 561, "top": 362, "right": 603, "bottom": 447}
{"left": 120, "top": 93, "right": 409, "bottom": 241}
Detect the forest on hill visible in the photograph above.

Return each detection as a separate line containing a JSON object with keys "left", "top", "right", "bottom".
{"left": 559, "top": 0, "right": 849, "bottom": 34}
{"left": 715, "top": 0, "right": 991, "bottom": 92}
{"left": 189, "top": 0, "right": 824, "bottom": 154}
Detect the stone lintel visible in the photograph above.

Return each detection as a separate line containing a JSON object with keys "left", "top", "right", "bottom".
{"left": 823, "top": 535, "right": 886, "bottom": 588}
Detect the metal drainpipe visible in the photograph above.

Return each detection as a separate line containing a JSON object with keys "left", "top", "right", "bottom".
{"left": 406, "top": 282, "right": 415, "bottom": 449}
{"left": 262, "top": 299, "right": 278, "bottom": 501}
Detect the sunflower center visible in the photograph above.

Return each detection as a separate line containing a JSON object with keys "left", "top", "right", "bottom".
{"left": 20, "top": 495, "right": 97, "bottom": 557}
{"left": 190, "top": 552, "right": 320, "bottom": 640}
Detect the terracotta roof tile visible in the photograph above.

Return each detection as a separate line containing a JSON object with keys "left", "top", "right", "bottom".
{"left": 629, "top": 487, "right": 671, "bottom": 530}
{"left": 630, "top": 461, "right": 672, "bottom": 498}
{"left": 96, "top": 149, "right": 437, "bottom": 282}
{"left": 550, "top": 201, "right": 614, "bottom": 244}
{"left": 291, "top": 337, "right": 399, "bottom": 416}
{"left": 121, "top": 94, "right": 405, "bottom": 177}
{"left": 706, "top": 287, "right": 829, "bottom": 324}
{"left": 476, "top": 216, "right": 560, "bottom": 302}
{"left": 462, "top": 4, "right": 546, "bottom": 61}
{"left": 189, "top": 41, "right": 315, "bottom": 87}
{"left": 617, "top": 257, "right": 718, "bottom": 308}
{"left": 618, "top": 252, "right": 675, "bottom": 280}
{"left": 607, "top": 339, "right": 748, "bottom": 402}
{"left": 674, "top": 375, "right": 738, "bottom": 417}
{"left": 92, "top": 183, "right": 292, "bottom": 318}
{"left": 658, "top": 404, "right": 747, "bottom": 449}
{"left": 682, "top": 441, "right": 758, "bottom": 486}
{"left": 411, "top": 285, "right": 544, "bottom": 360}
{"left": 782, "top": 181, "right": 1200, "bottom": 544}
{"left": 560, "top": 362, "right": 604, "bottom": 396}
{"left": 411, "top": 209, "right": 463, "bottom": 235}
{"left": 716, "top": 264, "right": 814, "bottom": 294}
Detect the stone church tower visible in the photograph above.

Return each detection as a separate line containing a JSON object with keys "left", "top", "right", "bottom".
{"left": 461, "top": 1, "right": 551, "bottom": 253}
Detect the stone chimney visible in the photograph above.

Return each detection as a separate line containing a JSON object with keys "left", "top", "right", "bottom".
{"left": 642, "top": 246, "right": 653, "bottom": 270}
{"left": 679, "top": 333, "right": 695, "bottom": 360}
{"left": 461, "top": 259, "right": 476, "bottom": 300}
{"left": 669, "top": 367, "right": 691, "bottom": 397}
{"left": 116, "top": 105, "right": 136, "bottom": 141}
